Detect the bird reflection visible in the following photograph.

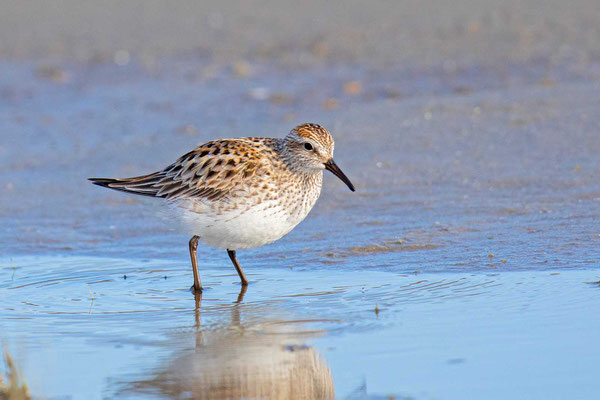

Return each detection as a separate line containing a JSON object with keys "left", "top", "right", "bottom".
{"left": 193, "top": 286, "right": 245, "bottom": 349}
{"left": 126, "top": 286, "right": 335, "bottom": 400}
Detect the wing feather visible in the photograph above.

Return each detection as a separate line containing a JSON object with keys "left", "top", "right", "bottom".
{"left": 89, "top": 139, "right": 275, "bottom": 203}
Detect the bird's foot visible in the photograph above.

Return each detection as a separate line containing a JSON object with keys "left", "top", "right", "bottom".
{"left": 190, "top": 284, "right": 203, "bottom": 293}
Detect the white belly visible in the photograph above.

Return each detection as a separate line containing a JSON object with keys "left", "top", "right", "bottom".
{"left": 170, "top": 197, "right": 317, "bottom": 250}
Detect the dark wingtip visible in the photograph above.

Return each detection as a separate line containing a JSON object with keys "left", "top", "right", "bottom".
{"left": 88, "top": 178, "right": 117, "bottom": 188}
{"left": 88, "top": 175, "right": 164, "bottom": 197}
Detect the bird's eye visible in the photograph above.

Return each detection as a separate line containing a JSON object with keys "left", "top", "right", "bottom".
{"left": 304, "top": 143, "right": 313, "bottom": 151}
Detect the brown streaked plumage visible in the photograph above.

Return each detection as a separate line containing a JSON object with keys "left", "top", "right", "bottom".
{"left": 90, "top": 123, "right": 355, "bottom": 291}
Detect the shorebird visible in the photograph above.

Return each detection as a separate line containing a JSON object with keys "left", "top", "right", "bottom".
{"left": 89, "top": 123, "right": 355, "bottom": 291}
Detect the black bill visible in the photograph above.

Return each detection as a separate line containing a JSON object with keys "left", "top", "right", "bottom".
{"left": 324, "top": 159, "right": 356, "bottom": 192}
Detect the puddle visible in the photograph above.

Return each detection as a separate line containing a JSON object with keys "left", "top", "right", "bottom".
{"left": 1, "top": 256, "right": 599, "bottom": 399}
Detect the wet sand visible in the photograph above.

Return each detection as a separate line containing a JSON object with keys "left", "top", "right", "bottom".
{"left": 1, "top": 1, "right": 600, "bottom": 398}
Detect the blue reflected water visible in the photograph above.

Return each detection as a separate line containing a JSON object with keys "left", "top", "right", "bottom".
{"left": 1, "top": 256, "right": 599, "bottom": 399}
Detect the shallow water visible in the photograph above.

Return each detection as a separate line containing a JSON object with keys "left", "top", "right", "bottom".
{"left": 2, "top": 256, "right": 600, "bottom": 399}
{"left": 2, "top": 1, "right": 600, "bottom": 399}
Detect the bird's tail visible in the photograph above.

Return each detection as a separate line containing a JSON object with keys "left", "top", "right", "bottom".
{"left": 88, "top": 172, "right": 166, "bottom": 198}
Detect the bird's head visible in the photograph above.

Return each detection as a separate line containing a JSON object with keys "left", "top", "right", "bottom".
{"left": 284, "top": 123, "right": 355, "bottom": 191}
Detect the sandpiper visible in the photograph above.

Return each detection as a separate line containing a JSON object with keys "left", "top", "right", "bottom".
{"left": 89, "top": 123, "right": 355, "bottom": 291}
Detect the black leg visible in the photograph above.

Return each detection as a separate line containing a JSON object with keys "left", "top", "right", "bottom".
{"left": 189, "top": 235, "right": 202, "bottom": 291}
{"left": 227, "top": 249, "right": 249, "bottom": 286}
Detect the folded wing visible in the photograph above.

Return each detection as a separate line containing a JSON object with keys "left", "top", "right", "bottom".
{"left": 89, "top": 139, "right": 269, "bottom": 203}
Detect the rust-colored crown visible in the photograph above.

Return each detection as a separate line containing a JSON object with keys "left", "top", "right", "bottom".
{"left": 292, "top": 123, "right": 334, "bottom": 149}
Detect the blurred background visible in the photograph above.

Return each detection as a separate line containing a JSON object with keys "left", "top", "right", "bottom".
{"left": 1, "top": 1, "right": 599, "bottom": 399}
